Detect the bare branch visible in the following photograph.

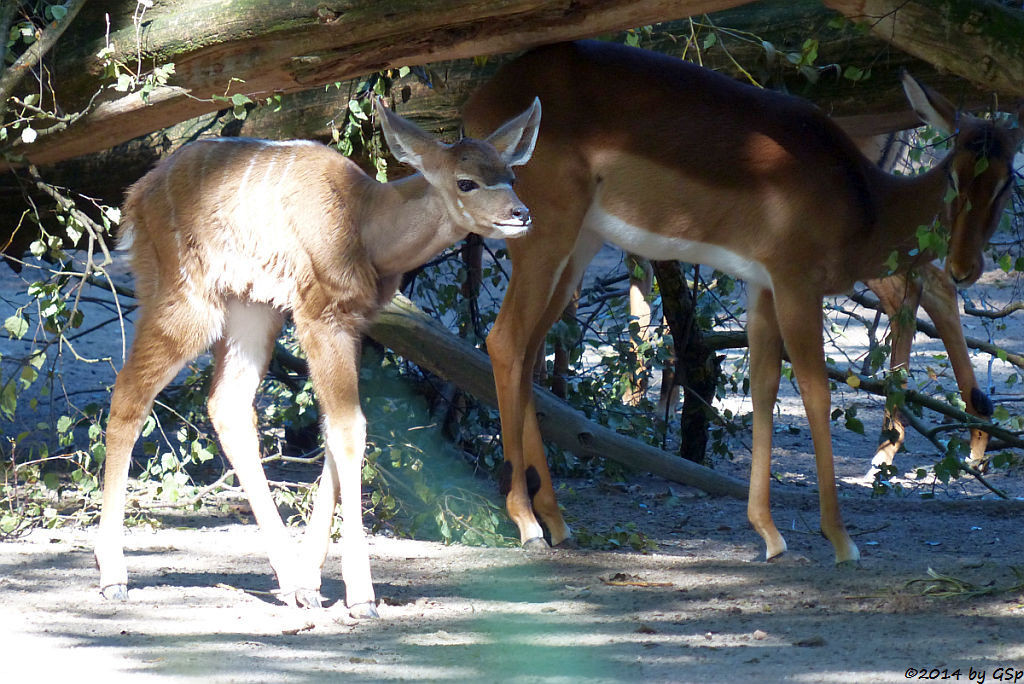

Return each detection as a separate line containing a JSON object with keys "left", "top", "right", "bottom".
{"left": 0, "top": 0, "right": 90, "bottom": 113}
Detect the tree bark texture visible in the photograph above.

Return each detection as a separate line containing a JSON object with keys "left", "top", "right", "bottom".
{"left": 651, "top": 261, "right": 721, "bottom": 465}
{"left": 3, "top": 0, "right": 753, "bottom": 167}
{"left": 371, "top": 296, "right": 750, "bottom": 499}
{"left": 7, "top": 0, "right": 1024, "bottom": 169}
{"left": 824, "top": 0, "right": 1024, "bottom": 98}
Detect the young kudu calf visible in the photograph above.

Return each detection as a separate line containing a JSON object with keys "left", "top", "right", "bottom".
{"left": 463, "top": 40, "right": 1023, "bottom": 564}
{"left": 95, "top": 97, "right": 541, "bottom": 615}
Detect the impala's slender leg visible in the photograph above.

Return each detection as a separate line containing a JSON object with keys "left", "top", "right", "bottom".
{"left": 491, "top": 240, "right": 574, "bottom": 547}
{"left": 95, "top": 308, "right": 219, "bottom": 599}
{"left": 515, "top": 229, "right": 603, "bottom": 546}
{"left": 205, "top": 301, "right": 323, "bottom": 605}
{"left": 866, "top": 273, "right": 923, "bottom": 470}
{"left": 774, "top": 286, "right": 859, "bottom": 563}
{"left": 918, "top": 264, "right": 991, "bottom": 469}
{"left": 489, "top": 151, "right": 593, "bottom": 547}
{"left": 292, "top": 306, "right": 376, "bottom": 616}
{"left": 746, "top": 287, "right": 787, "bottom": 560}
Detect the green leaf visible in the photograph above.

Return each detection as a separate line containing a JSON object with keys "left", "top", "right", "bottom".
{"left": 4, "top": 314, "right": 28, "bottom": 339}
{"left": 57, "top": 415, "right": 74, "bottom": 434}
{"left": 845, "top": 416, "right": 865, "bottom": 435}
{"left": 50, "top": 4, "right": 68, "bottom": 21}
{"left": 702, "top": 33, "right": 718, "bottom": 49}
{"left": 974, "top": 156, "right": 989, "bottom": 177}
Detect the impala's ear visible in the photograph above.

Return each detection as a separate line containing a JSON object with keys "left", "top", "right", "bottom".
{"left": 901, "top": 71, "right": 957, "bottom": 135}
{"left": 486, "top": 97, "right": 541, "bottom": 167}
{"left": 374, "top": 97, "right": 437, "bottom": 171}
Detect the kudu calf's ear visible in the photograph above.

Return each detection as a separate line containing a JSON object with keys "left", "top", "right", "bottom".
{"left": 486, "top": 97, "right": 542, "bottom": 167}
{"left": 373, "top": 97, "right": 439, "bottom": 171}
{"left": 901, "top": 71, "right": 957, "bottom": 135}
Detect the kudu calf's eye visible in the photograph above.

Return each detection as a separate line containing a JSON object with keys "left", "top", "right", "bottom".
{"left": 457, "top": 179, "right": 479, "bottom": 192}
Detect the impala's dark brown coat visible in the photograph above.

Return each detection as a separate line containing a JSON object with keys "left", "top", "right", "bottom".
{"left": 463, "top": 40, "right": 1022, "bottom": 562}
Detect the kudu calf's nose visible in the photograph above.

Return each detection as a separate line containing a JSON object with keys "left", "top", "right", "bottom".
{"left": 511, "top": 204, "right": 531, "bottom": 225}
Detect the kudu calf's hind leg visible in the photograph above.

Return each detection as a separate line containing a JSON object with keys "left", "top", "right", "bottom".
{"left": 95, "top": 316, "right": 210, "bottom": 599}
{"left": 206, "top": 303, "right": 326, "bottom": 607}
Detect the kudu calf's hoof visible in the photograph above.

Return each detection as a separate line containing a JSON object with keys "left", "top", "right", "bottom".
{"left": 348, "top": 601, "right": 380, "bottom": 619}
{"left": 278, "top": 588, "right": 324, "bottom": 609}
{"left": 100, "top": 584, "right": 128, "bottom": 601}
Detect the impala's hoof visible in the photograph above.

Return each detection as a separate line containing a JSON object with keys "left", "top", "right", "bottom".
{"left": 523, "top": 536, "right": 549, "bottom": 552}
{"left": 100, "top": 584, "right": 128, "bottom": 601}
{"left": 348, "top": 601, "right": 379, "bottom": 619}
{"left": 965, "top": 457, "right": 989, "bottom": 474}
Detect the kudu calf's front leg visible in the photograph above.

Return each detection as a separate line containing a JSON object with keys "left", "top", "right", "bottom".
{"left": 293, "top": 308, "right": 376, "bottom": 616}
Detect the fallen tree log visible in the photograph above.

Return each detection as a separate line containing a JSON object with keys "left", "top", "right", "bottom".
{"left": 369, "top": 295, "right": 750, "bottom": 500}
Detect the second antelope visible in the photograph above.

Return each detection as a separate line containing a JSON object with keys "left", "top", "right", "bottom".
{"left": 853, "top": 134, "right": 1001, "bottom": 475}
{"left": 93, "top": 97, "right": 541, "bottom": 616}
{"left": 463, "top": 40, "right": 1023, "bottom": 564}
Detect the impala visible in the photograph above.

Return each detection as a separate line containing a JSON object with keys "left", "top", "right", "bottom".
{"left": 94, "top": 97, "right": 541, "bottom": 615}
{"left": 854, "top": 135, "right": 999, "bottom": 474}
{"left": 463, "top": 40, "right": 1022, "bottom": 563}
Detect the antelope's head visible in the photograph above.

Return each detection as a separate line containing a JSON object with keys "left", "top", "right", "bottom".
{"left": 374, "top": 97, "right": 541, "bottom": 240}
{"left": 903, "top": 72, "right": 1023, "bottom": 286}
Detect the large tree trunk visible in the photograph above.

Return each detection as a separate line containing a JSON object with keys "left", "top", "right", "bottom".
{"left": 824, "top": 0, "right": 1024, "bottom": 97}
{"left": 5, "top": 0, "right": 1024, "bottom": 169}
{"left": 3, "top": 0, "right": 753, "bottom": 168}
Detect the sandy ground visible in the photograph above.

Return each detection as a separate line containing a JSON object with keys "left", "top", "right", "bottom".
{"left": 3, "top": 242, "right": 1024, "bottom": 682}
{"left": 1, "top": 474, "right": 1023, "bottom": 683}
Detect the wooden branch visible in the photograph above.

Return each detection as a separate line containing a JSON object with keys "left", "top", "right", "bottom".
{"left": 823, "top": 0, "right": 1024, "bottom": 96}
{"left": 368, "top": 295, "right": 750, "bottom": 500}
{"left": 2, "top": 0, "right": 753, "bottom": 167}
{"left": 0, "top": 0, "right": 90, "bottom": 103}
{"left": 963, "top": 300, "right": 1024, "bottom": 319}
{"left": 848, "top": 290, "right": 1024, "bottom": 369}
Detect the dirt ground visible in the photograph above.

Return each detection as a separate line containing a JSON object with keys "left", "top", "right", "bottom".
{"left": 3, "top": 248, "right": 1024, "bottom": 682}
{"left": 1, "top": 460, "right": 1023, "bottom": 683}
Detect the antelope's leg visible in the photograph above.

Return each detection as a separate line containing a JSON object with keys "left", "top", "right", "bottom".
{"left": 206, "top": 302, "right": 318, "bottom": 605}
{"left": 918, "top": 264, "right": 992, "bottom": 469}
{"left": 489, "top": 254, "right": 568, "bottom": 547}
{"left": 96, "top": 314, "right": 209, "bottom": 599}
{"left": 489, "top": 151, "right": 593, "bottom": 547}
{"left": 865, "top": 274, "right": 923, "bottom": 470}
{"left": 293, "top": 310, "right": 375, "bottom": 616}
{"left": 774, "top": 287, "right": 859, "bottom": 564}
{"left": 517, "top": 230, "right": 603, "bottom": 546}
{"left": 746, "top": 287, "right": 787, "bottom": 560}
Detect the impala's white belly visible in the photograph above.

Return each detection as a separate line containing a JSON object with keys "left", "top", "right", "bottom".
{"left": 582, "top": 203, "right": 773, "bottom": 290}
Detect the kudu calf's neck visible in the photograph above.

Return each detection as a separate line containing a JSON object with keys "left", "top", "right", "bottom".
{"left": 358, "top": 174, "right": 469, "bottom": 278}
